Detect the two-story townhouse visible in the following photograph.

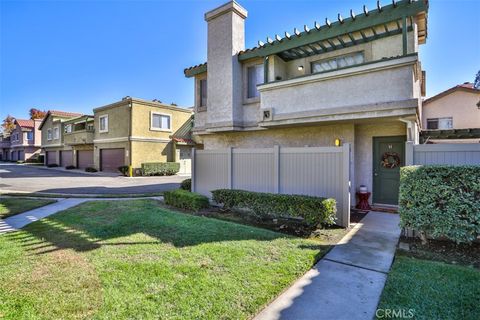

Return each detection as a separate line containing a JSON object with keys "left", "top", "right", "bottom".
{"left": 39, "top": 110, "right": 83, "bottom": 166}
{"left": 10, "top": 119, "right": 42, "bottom": 161}
{"left": 0, "top": 133, "right": 11, "bottom": 161}
{"left": 184, "top": 0, "right": 428, "bottom": 206}
{"left": 63, "top": 115, "right": 95, "bottom": 169}
{"left": 421, "top": 82, "right": 480, "bottom": 143}
{"left": 93, "top": 97, "right": 193, "bottom": 172}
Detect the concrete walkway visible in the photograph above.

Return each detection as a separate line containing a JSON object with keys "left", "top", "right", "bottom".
{"left": 254, "top": 211, "right": 401, "bottom": 320}
{"left": 0, "top": 196, "right": 163, "bottom": 233}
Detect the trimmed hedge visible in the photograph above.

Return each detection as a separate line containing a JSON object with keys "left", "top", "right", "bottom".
{"left": 164, "top": 189, "right": 209, "bottom": 212}
{"left": 399, "top": 165, "right": 480, "bottom": 244}
{"left": 118, "top": 166, "right": 129, "bottom": 176}
{"left": 141, "top": 162, "right": 180, "bottom": 176}
{"left": 211, "top": 189, "right": 337, "bottom": 227}
{"left": 180, "top": 179, "right": 191, "bottom": 191}
{"left": 85, "top": 167, "right": 97, "bottom": 173}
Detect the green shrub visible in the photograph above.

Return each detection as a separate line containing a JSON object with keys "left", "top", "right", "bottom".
{"left": 211, "top": 189, "right": 337, "bottom": 227}
{"left": 180, "top": 179, "right": 191, "bottom": 191}
{"left": 141, "top": 162, "right": 180, "bottom": 176}
{"left": 164, "top": 189, "right": 209, "bottom": 212}
{"left": 85, "top": 167, "right": 97, "bottom": 173}
{"left": 399, "top": 165, "right": 480, "bottom": 244}
{"left": 65, "top": 165, "right": 76, "bottom": 170}
{"left": 16, "top": 160, "right": 25, "bottom": 164}
{"left": 47, "top": 163, "right": 58, "bottom": 168}
{"left": 118, "top": 166, "right": 129, "bottom": 176}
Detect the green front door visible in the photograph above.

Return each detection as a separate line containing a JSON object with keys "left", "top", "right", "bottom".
{"left": 372, "top": 136, "right": 406, "bottom": 205}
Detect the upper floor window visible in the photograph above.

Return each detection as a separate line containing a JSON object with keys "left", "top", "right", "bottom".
{"left": 87, "top": 123, "right": 94, "bottom": 131}
{"left": 151, "top": 112, "right": 171, "bottom": 131}
{"left": 47, "top": 129, "right": 52, "bottom": 140}
{"left": 312, "top": 52, "right": 364, "bottom": 74}
{"left": 200, "top": 79, "right": 207, "bottom": 107}
{"left": 27, "top": 131, "right": 33, "bottom": 140}
{"left": 99, "top": 115, "right": 108, "bottom": 133}
{"left": 247, "top": 64, "right": 264, "bottom": 99}
{"left": 54, "top": 127, "right": 59, "bottom": 139}
{"left": 427, "top": 117, "right": 453, "bottom": 130}
{"left": 64, "top": 124, "right": 72, "bottom": 133}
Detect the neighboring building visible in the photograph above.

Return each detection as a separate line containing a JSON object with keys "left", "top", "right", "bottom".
{"left": 93, "top": 97, "right": 193, "bottom": 172}
{"left": 39, "top": 110, "right": 83, "bottom": 166}
{"left": 0, "top": 133, "right": 11, "bottom": 160}
{"left": 63, "top": 115, "right": 95, "bottom": 169}
{"left": 184, "top": 0, "right": 428, "bottom": 205}
{"left": 421, "top": 82, "right": 480, "bottom": 143}
{"left": 10, "top": 119, "right": 42, "bottom": 161}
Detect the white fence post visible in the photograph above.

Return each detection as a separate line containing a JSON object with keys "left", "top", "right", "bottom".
{"left": 227, "top": 147, "right": 233, "bottom": 189}
{"left": 341, "top": 143, "right": 351, "bottom": 228}
{"left": 191, "top": 148, "right": 196, "bottom": 192}
{"left": 405, "top": 141, "right": 414, "bottom": 165}
{"left": 273, "top": 145, "right": 280, "bottom": 194}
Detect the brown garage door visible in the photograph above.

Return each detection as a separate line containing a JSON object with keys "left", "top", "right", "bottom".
{"left": 100, "top": 148, "right": 125, "bottom": 172}
{"left": 77, "top": 150, "right": 94, "bottom": 169}
{"left": 46, "top": 151, "right": 56, "bottom": 165}
{"left": 60, "top": 151, "right": 73, "bottom": 167}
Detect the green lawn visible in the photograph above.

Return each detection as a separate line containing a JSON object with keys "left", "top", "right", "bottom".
{"left": 0, "top": 198, "right": 56, "bottom": 219}
{"left": 0, "top": 199, "right": 327, "bottom": 319}
{"left": 377, "top": 254, "right": 480, "bottom": 320}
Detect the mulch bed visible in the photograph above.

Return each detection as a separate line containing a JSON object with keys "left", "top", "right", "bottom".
{"left": 399, "top": 236, "right": 480, "bottom": 268}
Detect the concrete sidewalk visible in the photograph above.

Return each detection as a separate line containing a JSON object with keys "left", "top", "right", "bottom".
{"left": 254, "top": 211, "right": 401, "bottom": 320}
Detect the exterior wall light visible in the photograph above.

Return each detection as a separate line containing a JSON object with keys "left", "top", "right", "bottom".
{"left": 335, "top": 138, "right": 342, "bottom": 147}
{"left": 297, "top": 65, "right": 304, "bottom": 71}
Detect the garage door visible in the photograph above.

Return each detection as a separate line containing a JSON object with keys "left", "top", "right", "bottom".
{"left": 18, "top": 151, "right": 24, "bottom": 161}
{"left": 11, "top": 151, "right": 17, "bottom": 161}
{"left": 77, "top": 150, "right": 94, "bottom": 169}
{"left": 46, "top": 151, "right": 56, "bottom": 165}
{"left": 60, "top": 151, "right": 73, "bottom": 167}
{"left": 100, "top": 148, "right": 125, "bottom": 172}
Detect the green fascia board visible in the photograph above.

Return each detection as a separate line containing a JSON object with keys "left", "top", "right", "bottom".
{"left": 238, "top": 0, "right": 427, "bottom": 61}
{"left": 185, "top": 63, "right": 207, "bottom": 78}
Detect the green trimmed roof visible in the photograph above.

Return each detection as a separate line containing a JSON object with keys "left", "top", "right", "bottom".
{"left": 184, "top": 0, "right": 428, "bottom": 77}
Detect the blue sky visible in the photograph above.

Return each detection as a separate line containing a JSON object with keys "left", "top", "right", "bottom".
{"left": 1, "top": 0, "right": 479, "bottom": 120}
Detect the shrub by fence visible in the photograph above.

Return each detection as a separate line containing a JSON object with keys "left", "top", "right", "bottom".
{"left": 212, "top": 189, "right": 337, "bottom": 227}
{"left": 399, "top": 165, "right": 480, "bottom": 244}
{"left": 141, "top": 162, "right": 180, "bottom": 176}
{"left": 180, "top": 179, "right": 191, "bottom": 191}
{"left": 164, "top": 189, "right": 209, "bottom": 212}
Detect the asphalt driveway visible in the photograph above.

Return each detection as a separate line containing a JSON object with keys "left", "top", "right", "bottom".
{"left": 0, "top": 163, "right": 187, "bottom": 195}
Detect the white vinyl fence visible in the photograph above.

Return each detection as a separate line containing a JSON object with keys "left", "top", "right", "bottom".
{"left": 192, "top": 144, "right": 351, "bottom": 227}
{"left": 406, "top": 142, "right": 480, "bottom": 165}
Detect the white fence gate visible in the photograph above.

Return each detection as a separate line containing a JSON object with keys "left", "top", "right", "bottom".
{"left": 192, "top": 144, "right": 351, "bottom": 227}
{"left": 406, "top": 142, "right": 480, "bottom": 165}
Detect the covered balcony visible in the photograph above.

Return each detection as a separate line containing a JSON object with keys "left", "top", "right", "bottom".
{"left": 63, "top": 115, "right": 94, "bottom": 146}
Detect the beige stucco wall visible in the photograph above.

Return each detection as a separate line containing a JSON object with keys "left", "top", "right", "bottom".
{"left": 422, "top": 90, "right": 480, "bottom": 129}
{"left": 41, "top": 116, "right": 66, "bottom": 148}
{"left": 130, "top": 141, "right": 173, "bottom": 168}
{"left": 94, "top": 103, "right": 131, "bottom": 141}
{"left": 354, "top": 122, "right": 406, "bottom": 203}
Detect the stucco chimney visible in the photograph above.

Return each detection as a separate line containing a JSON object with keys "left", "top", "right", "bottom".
{"left": 205, "top": 1, "right": 247, "bottom": 128}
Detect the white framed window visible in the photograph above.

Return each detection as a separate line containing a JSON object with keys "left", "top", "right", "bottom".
{"left": 150, "top": 112, "right": 171, "bottom": 131}
{"left": 47, "top": 129, "right": 52, "bottom": 141}
{"left": 53, "top": 127, "right": 59, "bottom": 139}
{"left": 311, "top": 52, "right": 365, "bottom": 74}
{"left": 99, "top": 115, "right": 108, "bottom": 133}
{"left": 64, "top": 124, "right": 72, "bottom": 133}
{"left": 27, "top": 131, "right": 33, "bottom": 140}
{"left": 247, "top": 64, "right": 264, "bottom": 99}
{"left": 427, "top": 117, "right": 453, "bottom": 130}
{"left": 199, "top": 79, "right": 207, "bottom": 107}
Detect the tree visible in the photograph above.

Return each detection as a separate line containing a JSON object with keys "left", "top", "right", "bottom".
{"left": 1, "top": 115, "right": 16, "bottom": 134}
{"left": 474, "top": 70, "right": 480, "bottom": 89}
{"left": 29, "top": 108, "right": 46, "bottom": 120}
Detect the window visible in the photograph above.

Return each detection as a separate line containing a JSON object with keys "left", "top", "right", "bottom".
{"left": 64, "top": 124, "right": 72, "bottom": 133}
{"left": 427, "top": 117, "right": 453, "bottom": 130}
{"left": 47, "top": 129, "right": 52, "bottom": 140}
{"left": 311, "top": 52, "right": 364, "bottom": 73}
{"left": 54, "top": 127, "right": 59, "bottom": 139}
{"left": 247, "top": 64, "right": 264, "bottom": 99}
{"left": 27, "top": 131, "right": 33, "bottom": 140}
{"left": 199, "top": 79, "right": 207, "bottom": 107}
{"left": 151, "top": 112, "right": 171, "bottom": 131}
{"left": 86, "top": 123, "right": 94, "bottom": 131}
{"left": 99, "top": 115, "right": 108, "bottom": 133}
